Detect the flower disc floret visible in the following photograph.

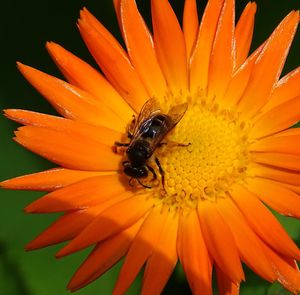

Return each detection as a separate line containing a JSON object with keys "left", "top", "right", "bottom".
{"left": 154, "top": 96, "right": 250, "bottom": 210}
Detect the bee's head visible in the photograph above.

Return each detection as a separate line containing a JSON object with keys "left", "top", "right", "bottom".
{"left": 123, "top": 162, "right": 148, "bottom": 178}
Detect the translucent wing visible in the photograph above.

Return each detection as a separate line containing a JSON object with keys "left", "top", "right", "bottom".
{"left": 167, "top": 102, "right": 188, "bottom": 126}
{"left": 133, "top": 98, "right": 161, "bottom": 136}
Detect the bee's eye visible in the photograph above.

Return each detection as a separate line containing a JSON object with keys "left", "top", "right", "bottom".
{"left": 139, "top": 166, "right": 148, "bottom": 177}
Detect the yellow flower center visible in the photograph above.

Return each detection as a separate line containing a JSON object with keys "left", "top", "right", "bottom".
{"left": 151, "top": 94, "right": 250, "bottom": 211}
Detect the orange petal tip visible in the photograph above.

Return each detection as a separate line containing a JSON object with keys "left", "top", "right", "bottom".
{"left": 16, "top": 63, "right": 33, "bottom": 77}
{"left": 3, "top": 108, "right": 13, "bottom": 116}
{"left": 25, "top": 242, "right": 35, "bottom": 252}
{"left": 55, "top": 244, "right": 73, "bottom": 258}
{"left": 24, "top": 201, "right": 50, "bottom": 214}
{"left": 12, "top": 136, "right": 19, "bottom": 143}
{"left": 3, "top": 109, "right": 21, "bottom": 120}
{"left": 0, "top": 179, "right": 10, "bottom": 188}
{"left": 45, "top": 41, "right": 54, "bottom": 49}
{"left": 13, "top": 129, "right": 21, "bottom": 137}
{"left": 3, "top": 109, "right": 9, "bottom": 115}
{"left": 55, "top": 250, "right": 66, "bottom": 259}
{"left": 16, "top": 61, "right": 25, "bottom": 70}
{"left": 79, "top": 7, "right": 90, "bottom": 20}
{"left": 24, "top": 205, "right": 35, "bottom": 214}
{"left": 66, "top": 279, "right": 79, "bottom": 292}
{"left": 45, "top": 42, "right": 65, "bottom": 63}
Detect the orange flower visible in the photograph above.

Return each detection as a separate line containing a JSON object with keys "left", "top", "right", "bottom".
{"left": 2, "top": 0, "right": 300, "bottom": 294}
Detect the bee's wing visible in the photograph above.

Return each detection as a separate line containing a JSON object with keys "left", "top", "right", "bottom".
{"left": 133, "top": 98, "right": 161, "bottom": 135}
{"left": 167, "top": 102, "right": 188, "bottom": 127}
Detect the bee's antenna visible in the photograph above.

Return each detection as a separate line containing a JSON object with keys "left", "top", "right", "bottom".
{"left": 129, "top": 178, "right": 135, "bottom": 187}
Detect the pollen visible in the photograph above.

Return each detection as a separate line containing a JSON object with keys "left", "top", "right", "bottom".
{"left": 154, "top": 97, "right": 251, "bottom": 211}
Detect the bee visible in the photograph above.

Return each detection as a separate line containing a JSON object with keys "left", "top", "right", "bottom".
{"left": 114, "top": 98, "right": 188, "bottom": 189}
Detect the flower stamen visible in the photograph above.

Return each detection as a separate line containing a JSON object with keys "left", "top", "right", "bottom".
{"left": 150, "top": 93, "right": 251, "bottom": 210}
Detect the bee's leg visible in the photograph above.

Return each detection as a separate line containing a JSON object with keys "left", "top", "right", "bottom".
{"left": 155, "top": 157, "right": 165, "bottom": 190}
{"left": 127, "top": 131, "right": 133, "bottom": 139}
{"left": 131, "top": 114, "right": 136, "bottom": 123}
{"left": 158, "top": 142, "right": 167, "bottom": 147}
{"left": 174, "top": 142, "right": 191, "bottom": 147}
{"left": 128, "top": 176, "right": 152, "bottom": 189}
{"left": 137, "top": 179, "right": 152, "bottom": 189}
{"left": 113, "top": 142, "right": 130, "bottom": 153}
{"left": 115, "top": 142, "right": 130, "bottom": 147}
{"left": 158, "top": 141, "right": 191, "bottom": 148}
{"left": 127, "top": 115, "right": 136, "bottom": 139}
{"left": 127, "top": 125, "right": 134, "bottom": 139}
{"left": 146, "top": 164, "right": 157, "bottom": 181}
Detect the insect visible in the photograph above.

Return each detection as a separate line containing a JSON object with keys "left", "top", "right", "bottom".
{"left": 114, "top": 98, "right": 188, "bottom": 189}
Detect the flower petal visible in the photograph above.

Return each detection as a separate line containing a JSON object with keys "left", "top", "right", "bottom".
{"left": 197, "top": 201, "right": 244, "bottom": 283}
{"left": 14, "top": 126, "right": 122, "bottom": 171}
{"left": 238, "top": 11, "right": 299, "bottom": 120}
{"left": 252, "top": 152, "right": 300, "bottom": 171}
{"left": 190, "top": 0, "right": 225, "bottom": 93}
{"left": 4, "top": 109, "right": 122, "bottom": 146}
{"left": 273, "top": 128, "right": 300, "bottom": 137}
{"left": 222, "top": 41, "right": 262, "bottom": 108}
{"left": 216, "top": 266, "right": 240, "bottom": 295}
{"left": 251, "top": 133, "right": 300, "bottom": 155}
{"left": 24, "top": 175, "right": 127, "bottom": 213}
{"left": 17, "top": 63, "right": 125, "bottom": 131}
{"left": 217, "top": 198, "right": 276, "bottom": 282}
{"left": 141, "top": 209, "right": 178, "bottom": 295}
{"left": 234, "top": 2, "right": 256, "bottom": 69}
{"left": 231, "top": 185, "right": 300, "bottom": 260}
{"left": 26, "top": 196, "right": 128, "bottom": 250}
{"left": 278, "top": 182, "right": 300, "bottom": 195}
{"left": 177, "top": 210, "right": 213, "bottom": 295}
{"left": 78, "top": 8, "right": 148, "bottom": 112}
{"left": 0, "top": 168, "right": 110, "bottom": 192}
{"left": 262, "top": 244, "right": 300, "bottom": 294}
{"left": 250, "top": 96, "right": 300, "bottom": 139}
{"left": 120, "top": 0, "right": 166, "bottom": 98}
{"left": 262, "top": 66, "right": 300, "bottom": 113}
{"left": 151, "top": 0, "right": 188, "bottom": 92}
{"left": 183, "top": 0, "right": 199, "bottom": 59}
{"left": 67, "top": 219, "right": 142, "bottom": 292}
{"left": 46, "top": 42, "right": 133, "bottom": 122}
{"left": 26, "top": 211, "right": 87, "bottom": 250}
{"left": 247, "top": 178, "right": 300, "bottom": 218}
{"left": 208, "top": 0, "right": 235, "bottom": 101}
{"left": 250, "top": 163, "right": 300, "bottom": 186}
{"left": 113, "top": 205, "right": 167, "bottom": 295}
{"left": 113, "top": 0, "right": 122, "bottom": 27}
{"left": 56, "top": 194, "right": 152, "bottom": 257}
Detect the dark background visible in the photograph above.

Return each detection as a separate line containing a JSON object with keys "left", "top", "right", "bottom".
{"left": 1, "top": 0, "right": 300, "bottom": 294}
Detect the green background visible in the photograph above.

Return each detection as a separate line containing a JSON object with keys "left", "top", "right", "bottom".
{"left": 1, "top": 0, "right": 300, "bottom": 294}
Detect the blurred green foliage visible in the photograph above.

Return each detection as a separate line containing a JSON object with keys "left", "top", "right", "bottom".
{"left": 1, "top": 0, "right": 300, "bottom": 294}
